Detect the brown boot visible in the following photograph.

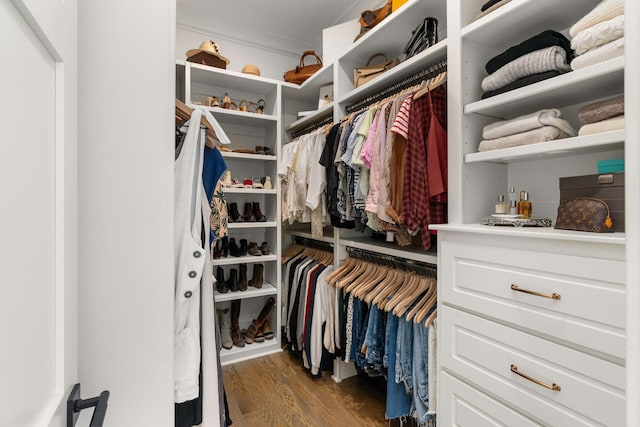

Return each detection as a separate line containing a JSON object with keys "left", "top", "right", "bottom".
{"left": 244, "top": 297, "right": 276, "bottom": 343}
{"left": 252, "top": 202, "right": 266, "bottom": 222}
{"left": 242, "top": 202, "right": 255, "bottom": 222}
{"left": 230, "top": 299, "right": 244, "bottom": 348}
{"left": 248, "top": 263, "right": 264, "bottom": 288}
{"left": 238, "top": 263, "right": 248, "bottom": 291}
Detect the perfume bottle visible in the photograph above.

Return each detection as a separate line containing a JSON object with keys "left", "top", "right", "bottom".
{"left": 518, "top": 191, "right": 532, "bottom": 218}
{"left": 508, "top": 186, "right": 518, "bottom": 214}
{"left": 495, "top": 194, "right": 506, "bottom": 214}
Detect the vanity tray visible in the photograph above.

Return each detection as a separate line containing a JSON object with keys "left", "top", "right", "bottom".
{"left": 481, "top": 216, "right": 552, "bottom": 227}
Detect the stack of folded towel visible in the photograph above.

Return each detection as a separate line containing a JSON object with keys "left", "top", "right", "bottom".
{"left": 578, "top": 94, "right": 624, "bottom": 136}
{"left": 475, "top": 0, "right": 512, "bottom": 21}
{"left": 478, "top": 109, "right": 576, "bottom": 152}
{"left": 570, "top": 0, "right": 624, "bottom": 71}
{"left": 481, "top": 31, "right": 574, "bottom": 99}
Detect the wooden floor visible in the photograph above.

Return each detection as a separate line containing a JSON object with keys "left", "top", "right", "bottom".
{"left": 223, "top": 347, "right": 394, "bottom": 427}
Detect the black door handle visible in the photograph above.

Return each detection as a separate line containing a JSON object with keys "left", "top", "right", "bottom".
{"left": 67, "top": 383, "right": 110, "bottom": 427}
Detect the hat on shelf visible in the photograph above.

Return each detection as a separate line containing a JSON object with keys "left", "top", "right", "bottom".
{"left": 186, "top": 40, "right": 230, "bottom": 69}
{"left": 242, "top": 64, "right": 261, "bottom": 76}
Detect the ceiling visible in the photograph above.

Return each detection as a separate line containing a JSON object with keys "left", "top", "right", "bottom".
{"left": 177, "top": 0, "right": 379, "bottom": 54}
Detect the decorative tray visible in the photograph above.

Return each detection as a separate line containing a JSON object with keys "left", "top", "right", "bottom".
{"left": 481, "top": 216, "right": 553, "bottom": 227}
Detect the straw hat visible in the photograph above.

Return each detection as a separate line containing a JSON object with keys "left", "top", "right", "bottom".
{"left": 186, "top": 40, "right": 230, "bottom": 64}
{"left": 242, "top": 64, "right": 261, "bottom": 76}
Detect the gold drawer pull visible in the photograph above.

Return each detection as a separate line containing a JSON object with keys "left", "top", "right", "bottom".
{"left": 511, "top": 284, "right": 561, "bottom": 300}
{"left": 510, "top": 364, "right": 561, "bottom": 391}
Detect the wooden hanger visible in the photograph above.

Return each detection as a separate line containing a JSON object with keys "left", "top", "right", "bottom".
{"left": 365, "top": 267, "right": 399, "bottom": 304}
{"left": 326, "top": 257, "right": 356, "bottom": 286}
{"left": 425, "top": 307, "right": 437, "bottom": 328}
{"left": 345, "top": 262, "right": 378, "bottom": 293}
{"left": 175, "top": 99, "right": 219, "bottom": 149}
{"left": 371, "top": 270, "right": 405, "bottom": 307}
{"left": 337, "top": 259, "right": 368, "bottom": 290}
{"left": 415, "top": 279, "right": 438, "bottom": 323}
{"left": 352, "top": 264, "right": 387, "bottom": 298}
{"left": 393, "top": 276, "right": 430, "bottom": 317}
{"left": 282, "top": 244, "right": 305, "bottom": 264}
{"left": 384, "top": 272, "right": 419, "bottom": 313}
{"left": 413, "top": 71, "right": 447, "bottom": 100}
{"left": 405, "top": 278, "right": 435, "bottom": 321}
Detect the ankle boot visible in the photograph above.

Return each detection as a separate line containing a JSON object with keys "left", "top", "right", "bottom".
{"left": 230, "top": 300, "right": 245, "bottom": 348}
{"left": 249, "top": 263, "right": 264, "bottom": 289}
{"left": 216, "top": 308, "right": 233, "bottom": 349}
{"left": 242, "top": 202, "right": 255, "bottom": 222}
{"left": 253, "top": 201, "right": 266, "bottom": 222}
{"left": 215, "top": 266, "right": 229, "bottom": 293}
{"left": 220, "top": 236, "right": 230, "bottom": 258}
{"left": 248, "top": 241, "right": 262, "bottom": 257}
{"left": 213, "top": 239, "right": 221, "bottom": 259}
{"left": 239, "top": 239, "right": 248, "bottom": 256}
{"left": 244, "top": 296, "right": 275, "bottom": 342}
{"left": 228, "top": 268, "right": 239, "bottom": 292}
{"left": 229, "top": 238, "right": 242, "bottom": 257}
{"left": 228, "top": 202, "right": 242, "bottom": 223}
{"left": 238, "top": 263, "right": 248, "bottom": 291}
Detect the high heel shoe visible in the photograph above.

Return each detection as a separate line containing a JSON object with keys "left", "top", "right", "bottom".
{"left": 256, "top": 99, "right": 266, "bottom": 114}
{"left": 239, "top": 100, "right": 249, "bottom": 112}
{"left": 222, "top": 92, "right": 232, "bottom": 109}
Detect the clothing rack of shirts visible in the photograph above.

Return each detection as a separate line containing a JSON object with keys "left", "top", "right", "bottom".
{"left": 290, "top": 114, "right": 334, "bottom": 139}
{"left": 345, "top": 246, "right": 436, "bottom": 277}
{"left": 345, "top": 59, "right": 447, "bottom": 114}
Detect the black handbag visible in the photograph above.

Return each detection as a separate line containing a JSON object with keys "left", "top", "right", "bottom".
{"left": 403, "top": 17, "right": 438, "bottom": 60}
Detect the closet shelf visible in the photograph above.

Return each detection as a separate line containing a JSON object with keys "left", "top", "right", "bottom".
{"left": 281, "top": 64, "right": 334, "bottom": 101}
{"left": 286, "top": 103, "right": 333, "bottom": 134}
{"left": 430, "top": 224, "right": 626, "bottom": 245}
{"left": 228, "top": 221, "right": 277, "bottom": 229}
{"left": 213, "top": 282, "right": 277, "bottom": 302}
{"left": 465, "top": 130, "right": 625, "bottom": 163}
{"left": 461, "top": 0, "right": 598, "bottom": 50}
{"left": 338, "top": 39, "right": 448, "bottom": 107}
{"left": 213, "top": 254, "right": 278, "bottom": 266}
{"left": 220, "top": 341, "right": 282, "bottom": 367}
{"left": 464, "top": 56, "right": 624, "bottom": 117}
{"left": 220, "top": 151, "right": 276, "bottom": 161}
{"left": 340, "top": 237, "right": 437, "bottom": 264}
{"left": 223, "top": 188, "right": 277, "bottom": 195}
{"left": 286, "top": 229, "right": 334, "bottom": 244}
{"left": 191, "top": 105, "right": 278, "bottom": 128}
{"left": 188, "top": 61, "right": 282, "bottom": 92}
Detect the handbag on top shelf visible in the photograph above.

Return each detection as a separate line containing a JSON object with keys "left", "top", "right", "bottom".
{"left": 354, "top": 53, "right": 399, "bottom": 88}
{"left": 283, "top": 51, "right": 323, "bottom": 85}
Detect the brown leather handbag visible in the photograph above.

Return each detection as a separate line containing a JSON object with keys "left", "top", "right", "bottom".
{"left": 355, "top": 0, "right": 393, "bottom": 41}
{"left": 354, "top": 53, "right": 398, "bottom": 88}
{"left": 283, "top": 51, "right": 323, "bottom": 85}
{"left": 554, "top": 197, "right": 614, "bottom": 233}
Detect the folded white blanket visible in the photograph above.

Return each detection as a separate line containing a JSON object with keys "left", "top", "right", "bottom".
{"left": 483, "top": 109, "right": 576, "bottom": 140}
{"left": 482, "top": 46, "right": 571, "bottom": 92}
{"left": 570, "top": 0, "right": 624, "bottom": 38}
{"left": 571, "top": 14, "right": 624, "bottom": 56}
{"left": 578, "top": 115, "right": 624, "bottom": 136}
{"left": 478, "top": 126, "right": 569, "bottom": 152}
{"left": 571, "top": 37, "right": 624, "bottom": 71}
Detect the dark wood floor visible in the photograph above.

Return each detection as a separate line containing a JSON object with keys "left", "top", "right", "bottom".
{"left": 223, "top": 347, "right": 394, "bottom": 427}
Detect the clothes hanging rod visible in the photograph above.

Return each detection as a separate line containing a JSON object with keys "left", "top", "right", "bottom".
{"left": 290, "top": 114, "right": 334, "bottom": 139}
{"left": 291, "top": 234, "right": 334, "bottom": 250}
{"left": 345, "top": 59, "right": 447, "bottom": 114}
{"left": 346, "top": 246, "right": 437, "bottom": 277}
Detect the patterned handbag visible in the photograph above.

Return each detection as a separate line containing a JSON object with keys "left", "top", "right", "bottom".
{"left": 554, "top": 197, "right": 613, "bottom": 233}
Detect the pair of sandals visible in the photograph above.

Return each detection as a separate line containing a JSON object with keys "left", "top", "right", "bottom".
{"left": 204, "top": 94, "right": 266, "bottom": 114}
{"left": 241, "top": 319, "right": 275, "bottom": 344}
{"left": 241, "top": 296, "right": 276, "bottom": 344}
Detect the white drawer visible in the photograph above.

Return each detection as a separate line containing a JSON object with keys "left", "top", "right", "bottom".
{"left": 440, "top": 240, "right": 625, "bottom": 359}
{"left": 441, "top": 306, "right": 625, "bottom": 427}
{"left": 441, "top": 371, "right": 542, "bottom": 427}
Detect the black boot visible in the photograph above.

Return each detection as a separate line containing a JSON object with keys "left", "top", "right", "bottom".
{"left": 213, "top": 239, "right": 221, "bottom": 259}
{"left": 239, "top": 239, "right": 248, "bottom": 256}
{"left": 238, "top": 263, "right": 248, "bottom": 291}
{"left": 215, "top": 266, "right": 229, "bottom": 293}
{"left": 229, "top": 238, "right": 242, "bottom": 257}
{"left": 243, "top": 202, "right": 255, "bottom": 222}
{"left": 220, "top": 236, "right": 230, "bottom": 258}
{"left": 228, "top": 268, "right": 239, "bottom": 292}
{"left": 230, "top": 300, "right": 245, "bottom": 348}
{"left": 228, "top": 202, "right": 242, "bottom": 223}
{"left": 253, "top": 202, "right": 266, "bottom": 222}
{"left": 425, "top": 17, "right": 438, "bottom": 48}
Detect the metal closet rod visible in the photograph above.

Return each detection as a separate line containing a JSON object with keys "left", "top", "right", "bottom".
{"left": 290, "top": 114, "right": 334, "bottom": 139}
{"left": 345, "top": 59, "right": 447, "bottom": 114}
{"left": 291, "top": 234, "right": 334, "bottom": 250}
{"left": 346, "top": 246, "right": 437, "bottom": 277}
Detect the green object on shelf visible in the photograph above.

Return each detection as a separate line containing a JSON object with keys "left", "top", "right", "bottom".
{"left": 598, "top": 159, "right": 624, "bottom": 174}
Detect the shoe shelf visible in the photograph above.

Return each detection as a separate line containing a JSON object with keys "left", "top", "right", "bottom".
{"left": 214, "top": 281, "right": 277, "bottom": 302}
{"left": 228, "top": 221, "right": 277, "bottom": 229}
{"left": 213, "top": 254, "right": 278, "bottom": 266}
{"left": 223, "top": 187, "right": 277, "bottom": 195}
{"left": 220, "top": 151, "right": 277, "bottom": 161}
{"left": 220, "top": 340, "right": 281, "bottom": 367}
{"left": 192, "top": 105, "right": 278, "bottom": 128}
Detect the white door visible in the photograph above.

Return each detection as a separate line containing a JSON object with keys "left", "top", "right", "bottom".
{"left": 0, "top": 0, "right": 77, "bottom": 426}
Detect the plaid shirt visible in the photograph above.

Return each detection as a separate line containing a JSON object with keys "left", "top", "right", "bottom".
{"left": 401, "top": 86, "right": 447, "bottom": 250}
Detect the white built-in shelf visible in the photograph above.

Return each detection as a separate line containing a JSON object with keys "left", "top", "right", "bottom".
{"left": 191, "top": 104, "right": 278, "bottom": 128}
{"left": 223, "top": 187, "right": 277, "bottom": 195}
{"left": 464, "top": 57, "right": 624, "bottom": 117}
{"left": 213, "top": 254, "right": 278, "bottom": 266}
{"left": 281, "top": 64, "right": 334, "bottom": 101}
{"left": 461, "top": 0, "right": 600, "bottom": 51}
{"left": 220, "top": 151, "right": 276, "bottom": 161}
{"left": 340, "top": 236, "right": 437, "bottom": 264}
{"left": 220, "top": 340, "right": 281, "bottom": 366}
{"left": 187, "top": 62, "right": 281, "bottom": 92}
{"left": 338, "top": 39, "right": 448, "bottom": 107}
{"left": 286, "top": 229, "right": 335, "bottom": 245}
{"left": 214, "top": 282, "right": 277, "bottom": 302}
{"left": 228, "top": 221, "right": 277, "bottom": 229}
{"left": 431, "top": 224, "right": 626, "bottom": 245}
{"left": 465, "top": 130, "right": 625, "bottom": 163}
{"left": 286, "top": 103, "right": 333, "bottom": 134}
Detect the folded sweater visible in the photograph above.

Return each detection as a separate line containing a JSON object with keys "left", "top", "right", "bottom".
{"left": 483, "top": 109, "right": 576, "bottom": 140}
{"left": 482, "top": 70, "right": 561, "bottom": 99}
{"left": 485, "top": 30, "right": 573, "bottom": 74}
{"left": 578, "top": 115, "right": 624, "bottom": 136}
{"left": 571, "top": 14, "right": 624, "bottom": 56}
{"left": 579, "top": 94, "right": 624, "bottom": 125}
{"left": 571, "top": 37, "right": 624, "bottom": 71}
{"left": 478, "top": 126, "right": 570, "bottom": 152}
{"left": 482, "top": 46, "right": 571, "bottom": 92}
{"left": 475, "top": 0, "right": 512, "bottom": 21}
{"left": 570, "top": 0, "right": 624, "bottom": 38}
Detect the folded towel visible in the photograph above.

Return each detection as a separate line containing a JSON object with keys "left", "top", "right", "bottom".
{"left": 570, "top": 0, "right": 624, "bottom": 38}
{"left": 482, "top": 46, "right": 571, "bottom": 92}
{"left": 483, "top": 109, "right": 576, "bottom": 140}
{"left": 485, "top": 30, "right": 573, "bottom": 74}
{"left": 478, "top": 126, "right": 569, "bottom": 152}
{"left": 579, "top": 95, "right": 624, "bottom": 124}
{"left": 578, "top": 115, "right": 624, "bottom": 136}
{"left": 571, "top": 37, "right": 624, "bottom": 71}
{"left": 571, "top": 15, "right": 624, "bottom": 56}
{"left": 475, "top": 0, "right": 512, "bottom": 21}
{"left": 481, "top": 0, "right": 503, "bottom": 12}
{"left": 482, "top": 70, "right": 561, "bottom": 99}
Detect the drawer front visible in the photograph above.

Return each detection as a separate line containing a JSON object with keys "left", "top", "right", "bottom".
{"left": 441, "top": 371, "right": 542, "bottom": 427}
{"left": 441, "top": 306, "right": 625, "bottom": 427}
{"left": 440, "top": 240, "right": 625, "bottom": 358}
